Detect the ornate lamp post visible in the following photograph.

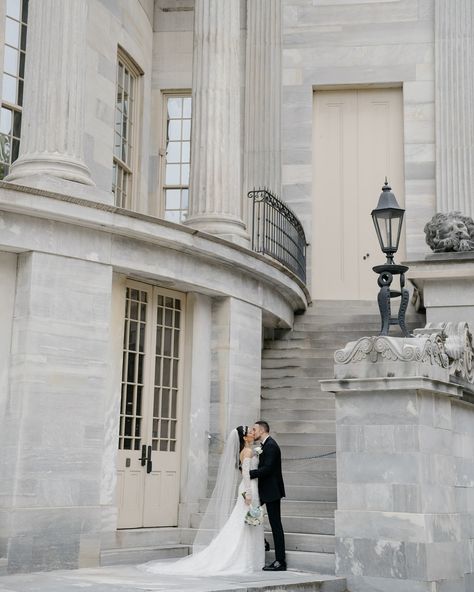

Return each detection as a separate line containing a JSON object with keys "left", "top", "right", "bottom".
{"left": 371, "top": 180, "right": 411, "bottom": 337}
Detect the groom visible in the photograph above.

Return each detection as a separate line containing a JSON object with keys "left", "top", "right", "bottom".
{"left": 250, "top": 420, "right": 286, "bottom": 571}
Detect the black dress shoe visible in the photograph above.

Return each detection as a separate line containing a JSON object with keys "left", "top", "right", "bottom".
{"left": 264, "top": 539, "right": 270, "bottom": 552}
{"left": 263, "top": 560, "right": 287, "bottom": 571}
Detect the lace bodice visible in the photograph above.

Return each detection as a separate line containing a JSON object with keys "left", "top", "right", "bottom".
{"left": 241, "top": 454, "right": 260, "bottom": 506}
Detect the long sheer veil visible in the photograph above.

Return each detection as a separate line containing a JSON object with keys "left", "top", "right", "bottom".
{"left": 192, "top": 428, "right": 240, "bottom": 553}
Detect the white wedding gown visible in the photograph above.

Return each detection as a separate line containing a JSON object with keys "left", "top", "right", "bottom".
{"left": 140, "top": 454, "right": 265, "bottom": 575}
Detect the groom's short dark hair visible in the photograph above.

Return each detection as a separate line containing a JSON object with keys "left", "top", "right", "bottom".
{"left": 256, "top": 420, "right": 270, "bottom": 433}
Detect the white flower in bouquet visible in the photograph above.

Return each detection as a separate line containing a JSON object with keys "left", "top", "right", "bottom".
{"left": 244, "top": 505, "right": 264, "bottom": 526}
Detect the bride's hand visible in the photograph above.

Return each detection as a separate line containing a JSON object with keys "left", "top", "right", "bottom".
{"left": 244, "top": 493, "right": 252, "bottom": 506}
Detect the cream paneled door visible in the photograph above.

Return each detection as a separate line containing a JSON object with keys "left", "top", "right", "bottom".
{"left": 116, "top": 283, "right": 185, "bottom": 528}
{"left": 312, "top": 88, "right": 405, "bottom": 300}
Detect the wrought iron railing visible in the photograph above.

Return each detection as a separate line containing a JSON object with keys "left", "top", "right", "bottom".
{"left": 248, "top": 189, "right": 307, "bottom": 283}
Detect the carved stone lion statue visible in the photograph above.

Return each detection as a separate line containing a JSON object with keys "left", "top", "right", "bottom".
{"left": 424, "top": 211, "right": 474, "bottom": 252}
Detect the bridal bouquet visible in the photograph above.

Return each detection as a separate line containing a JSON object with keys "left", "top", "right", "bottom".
{"left": 244, "top": 505, "right": 264, "bottom": 526}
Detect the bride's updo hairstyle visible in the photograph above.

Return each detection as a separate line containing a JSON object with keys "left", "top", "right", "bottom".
{"left": 236, "top": 425, "right": 249, "bottom": 454}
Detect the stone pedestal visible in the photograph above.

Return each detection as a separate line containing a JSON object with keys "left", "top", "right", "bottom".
{"left": 2, "top": 252, "right": 114, "bottom": 572}
{"left": 408, "top": 253, "right": 474, "bottom": 326}
{"left": 435, "top": 0, "right": 474, "bottom": 215}
{"left": 6, "top": 0, "right": 94, "bottom": 190}
{"left": 322, "top": 334, "right": 474, "bottom": 592}
{"left": 185, "top": 0, "right": 247, "bottom": 244}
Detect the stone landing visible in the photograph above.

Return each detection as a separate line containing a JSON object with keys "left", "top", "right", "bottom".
{"left": 0, "top": 565, "right": 347, "bottom": 592}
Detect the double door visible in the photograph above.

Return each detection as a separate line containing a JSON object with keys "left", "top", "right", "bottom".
{"left": 116, "top": 282, "right": 185, "bottom": 528}
{"left": 312, "top": 88, "right": 405, "bottom": 300}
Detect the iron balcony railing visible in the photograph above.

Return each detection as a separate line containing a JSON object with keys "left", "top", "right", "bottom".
{"left": 248, "top": 189, "right": 307, "bottom": 283}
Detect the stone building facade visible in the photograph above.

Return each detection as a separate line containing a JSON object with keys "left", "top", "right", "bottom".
{"left": 0, "top": 0, "right": 473, "bottom": 589}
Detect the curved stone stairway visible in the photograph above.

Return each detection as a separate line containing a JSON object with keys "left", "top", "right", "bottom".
{"left": 101, "top": 299, "right": 422, "bottom": 584}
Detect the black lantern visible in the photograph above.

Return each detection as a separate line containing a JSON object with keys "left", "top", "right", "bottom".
{"left": 371, "top": 180, "right": 411, "bottom": 337}
{"left": 371, "top": 179, "right": 405, "bottom": 264}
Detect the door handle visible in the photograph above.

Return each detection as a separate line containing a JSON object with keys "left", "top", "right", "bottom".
{"left": 146, "top": 445, "right": 152, "bottom": 474}
{"left": 139, "top": 444, "right": 147, "bottom": 466}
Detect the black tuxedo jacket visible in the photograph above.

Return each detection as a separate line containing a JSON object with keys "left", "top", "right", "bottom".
{"left": 249, "top": 436, "right": 285, "bottom": 503}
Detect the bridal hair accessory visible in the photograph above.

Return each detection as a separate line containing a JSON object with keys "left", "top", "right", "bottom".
{"left": 244, "top": 505, "right": 264, "bottom": 526}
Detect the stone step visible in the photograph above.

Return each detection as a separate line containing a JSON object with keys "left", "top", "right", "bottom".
{"left": 197, "top": 499, "right": 336, "bottom": 517}
{"left": 271, "top": 419, "right": 335, "bottom": 433}
{"left": 277, "top": 433, "right": 336, "bottom": 447}
{"left": 189, "top": 514, "right": 335, "bottom": 536}
{"left": 262, "top": 348, "right": 336, "bottom": 359}
{"left": 282, "top": 470, "right": 336, "bottom": 487}
{"left": 180, "top": 528, "right": 336, "bottom": 555}
{"left": 265, "top": 516, "right": 334, "bottom": 536}
{"left": 277, "top": 550, "right": 338, "bottom": 577}
{"left": 261, "top": 366, "right": 334, "bottom": 379}
{"left": 101, "top": 527, "right": 181, "bottom": 551}
{"left": 282, "top": 457, "right": 336, "bottom": 472}
{"left": 267, "top": 531, "right": 336, "bottom": 554}
{"left": 263, "top": 409, "right": 336, "bottom": 421}
{"left": 282, "top": 500, "right": 337, "bottom": 516}
{"left": 284, "top": 485, "right": 337, "bottom": 502}
{"left": 100, "top": 544, "right": 189, "bottom": 566}
{"left": 262, "top": 377, "right": 332, "bottom": 388}
{"left": 262, "top": 397, "right": 336, "bottom": 410}
{"left": 262, "top": 358, "right": 334, "bottom": 370}
{"left": 261, "top": 387, "right": 334, "bottom": 399}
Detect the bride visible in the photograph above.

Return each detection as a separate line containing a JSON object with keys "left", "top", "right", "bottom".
{"left": 140, "top": 425, "right": 265, "bottom": 575}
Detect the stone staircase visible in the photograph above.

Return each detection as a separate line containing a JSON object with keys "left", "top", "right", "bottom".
{"left": 101, "top": 298, "right": 422, "bottom": 582}
{"left": 260, "top": 299, "right": 424, "bottom": 573}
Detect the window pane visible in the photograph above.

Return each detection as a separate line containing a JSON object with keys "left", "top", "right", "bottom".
{"left": 181, "top": 164, "right": 189, "bottom": 185}
{"left": 183, "top": 97, "right": 191, "bottom": 118}
{"left": 167, "top": 97, "right": 182, "bottom": 118}
{"left": 6, "top": 0, "right": 20, "bottom": 20}
{"left": 182, "top": 119, "right": 191, "bottom": 140}
{"left": 165, "top": 210, "right": 181, "bottom": 223}
{"left": 4, "top": 46, "right": 18, "bottom": 76}
{"left": 165, "top": 189, "right": 181, "bottom": 210}
{"left": 182, "top": 142, "right": 190, "bottom": 163}
{"left": 5, "top": 18, "right": 20, "bottom": 47}
{"left": 181, "top": 189, "right": 189, "bottom": 209}
{"left": 2, "top": 74, "right": 16, "bottom": 103}
{"left": 0, "top": 108, "right": 12, "bottom": 135}
{"left": 166, "top": 141, "right": 180, "bottom": 163}
{"left": 168, "top": 119, "right": 181, "bottom": 141}
{"left": 166, "top": 164, "right": 180, "bottom": 185}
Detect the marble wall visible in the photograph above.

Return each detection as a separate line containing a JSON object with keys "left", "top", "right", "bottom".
{"left": 3, "top": 252, "right": 115, "bottom": 572}
{"left": 282, "top": 0, "right": 436, "bottom": 265}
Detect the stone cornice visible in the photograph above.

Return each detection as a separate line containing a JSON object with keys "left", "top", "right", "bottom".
{"left": 0, "top": 181, "right": 310, "bottom": 320}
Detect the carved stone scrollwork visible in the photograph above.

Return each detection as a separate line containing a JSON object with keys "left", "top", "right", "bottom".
{"left": 424, "top": 322, "right": 474, "bottom": 383}
{"left": 334, "top": 334, "right": 449, "bottom": 369}
{"left": 334, "top": 323, "right": 474, "bottom": 387}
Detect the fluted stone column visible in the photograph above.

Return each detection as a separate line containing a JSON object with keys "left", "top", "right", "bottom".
{"left": 185, "top": 0, "right": 247, "bottom": 243}
{"left": 7, "top": 0, "right": 93, "bottom": 186}
{"left": 244, "top": 0, "right": 282, "bottom": 197}
{"left": 435, "top": 0, "right": 474, "bottom": 215}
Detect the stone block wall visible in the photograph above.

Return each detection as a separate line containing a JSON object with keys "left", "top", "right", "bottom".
{"left": 326, "top": 377, "right": 474, "bottom": 590}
